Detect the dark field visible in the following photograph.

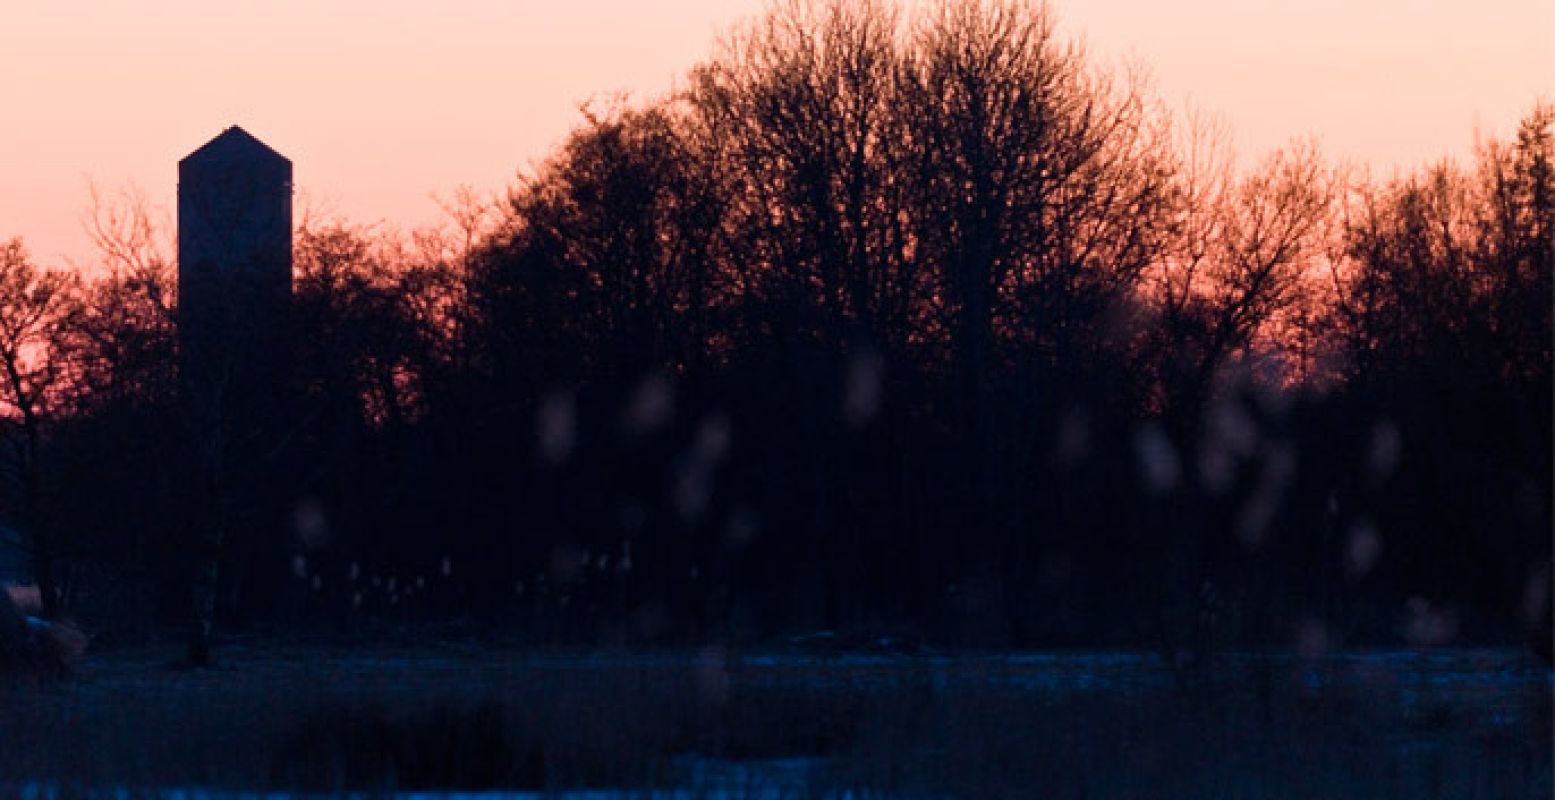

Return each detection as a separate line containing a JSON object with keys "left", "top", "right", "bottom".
{"left": 1, "top": 642, "right": 1548, "bottom": 798}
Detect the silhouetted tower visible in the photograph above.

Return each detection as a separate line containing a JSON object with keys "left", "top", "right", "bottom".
{"left": 176, "top": 126, "right": 293, "bottom": 667}
{"left": 178, "top": 125, "right": 292, "bottom": 389}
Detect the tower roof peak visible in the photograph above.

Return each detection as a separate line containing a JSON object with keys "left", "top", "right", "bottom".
{"left": 181, "top": 126, "right": 290, "bottom": 168}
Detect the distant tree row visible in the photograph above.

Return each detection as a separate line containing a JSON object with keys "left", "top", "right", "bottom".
{"left": 0, "top": 0, "right": 1547, "bottom": 658}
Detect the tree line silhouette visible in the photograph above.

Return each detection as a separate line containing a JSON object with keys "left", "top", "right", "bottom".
{"left": 0, "top": 0, "right": 1548, "bottom": 660}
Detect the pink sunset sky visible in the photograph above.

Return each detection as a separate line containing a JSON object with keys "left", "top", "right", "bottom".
{"left": 2, "top": 0, "right": 1550, "bottom": 269}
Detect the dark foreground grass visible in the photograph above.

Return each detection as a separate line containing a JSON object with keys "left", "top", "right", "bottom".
{"left": 0, "top": 643, "right": 1547, "bottom": 798}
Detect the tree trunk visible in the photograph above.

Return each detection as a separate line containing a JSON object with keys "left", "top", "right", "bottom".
{"left": 186, "top": 434, "right": 227, "bottom": 668}
{"left": 187, "top": 551, "right": 219, "bottom": 667}
{"left": 19, "top": 417, "right": 61, "bottom": 620}
{"left": 30, "top": 532, "right": 60, "bottom": 620}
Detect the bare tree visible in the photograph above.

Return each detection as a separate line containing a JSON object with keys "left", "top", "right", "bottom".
{"left": 892, "top": 0, "right": 1176, "bottom": 639}
{"left": 71, "top": 184, "right": 179, "bottom": 412}
{"left": 694, "top": 0, "right": 908, "bottom": 341}
{"left": 0, "top": 239, "right": 82, "bottom": 618}
{"left": 1156, "top": 138, "right": 1335, "bottom": 421}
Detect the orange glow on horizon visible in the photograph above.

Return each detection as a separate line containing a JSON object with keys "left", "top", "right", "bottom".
{"left": 1, "top": 0, "right": 1549, "bottom": 269}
